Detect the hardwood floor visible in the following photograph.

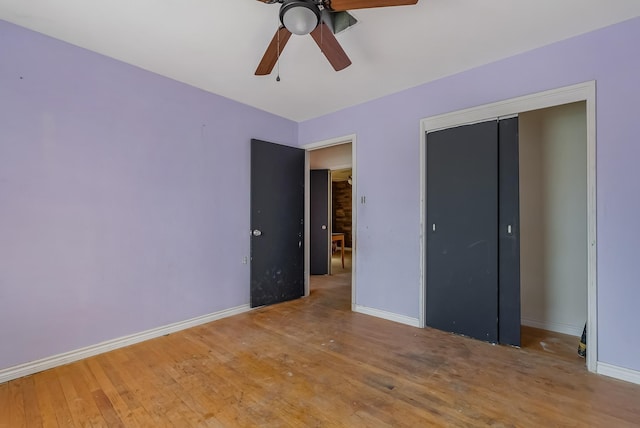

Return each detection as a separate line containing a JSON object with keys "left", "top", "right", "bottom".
{"left": 2, "top": 262, "right": 639, "bottom": 427}
{"left": 520, "top": 325, "right": 583, "bottom": 364}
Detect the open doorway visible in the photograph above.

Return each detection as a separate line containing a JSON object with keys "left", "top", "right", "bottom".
{"left": 329, "top": 168, "right": 353, "bottom": 276}
{"left": 519, "top": 101, "right": 587, "bottom": 363}
{"left": 304, "top": 137, "right": 356, "bottom": 308}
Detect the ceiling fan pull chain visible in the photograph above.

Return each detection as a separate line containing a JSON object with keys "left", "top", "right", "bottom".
{"left": 276, "top": 21, "right": 281, "bottom": 81}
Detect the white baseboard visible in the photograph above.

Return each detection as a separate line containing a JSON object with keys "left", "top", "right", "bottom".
{"left": 354, "top": 304, "right": 420, "bottom": 327}
{"left": 521, "top": 317, "right": 583, "bottom": 337}
{"left": 0, "top": 304, "right": 251, "bottom": 384}
{"left": 597, "top": 362, "right": 640, "bottom": 385}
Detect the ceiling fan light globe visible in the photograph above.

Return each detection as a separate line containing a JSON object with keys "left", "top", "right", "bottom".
{"left": 280, "top": 0, "right": 320, "bottom": 35}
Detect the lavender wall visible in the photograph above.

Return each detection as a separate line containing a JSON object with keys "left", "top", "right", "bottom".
{"left": 299, "top": 18, "right": 640, "bottom": 372}
{"left": 3, "top": 17, "right": 639, "bottom": 375}
{"left": 0, "top": 20, "right": 297, "bottom": 370}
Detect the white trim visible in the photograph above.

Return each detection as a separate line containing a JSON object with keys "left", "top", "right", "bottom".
{"left": 328, "top": 163, "right": 352, "bottom": 171}
{"left": 422, "top": 82, "right": 596, "bottom": 132}
{"left": 426, "top": 117, "right": 498, "bottom": 133}
{"left": 585, "top": 84, "right": 598, "bottom": 374}
{"left": 303, "top": 134, "right": 357, "bottom": 308}
{"left": 304, "top": 150, "right": 311, "bottom": 297}
{"left": 597, "top": 362, "right": 640, "bottom": 385}
{"left": 499, "top": 113, "right": 519, "bottom": 121}
{"left": 354, "top": 305, "right": 420, "bottom": 328}
{"left": 420, "top": 81, "right": 598, "bottom": 373}
{"left": 302, "top": 135, "right": 355, "bottom": 151}
{"left": 0, "top": 304, "right": 251, "bottom": 384}
{"left": 419, "top": 120, "right": 426, "bottom": 329}
{"left": 521, "top": 318, "right": 583, "bottom": 337}
{"left": 327, "top": 170, "right": 332, "bottom": 274}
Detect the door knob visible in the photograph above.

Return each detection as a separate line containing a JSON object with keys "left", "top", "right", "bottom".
{"left": 252, "top": 229, "right": 262, "bottom": 237}
{"left": 321, "top": 225, "right": 327, "bottom": 230}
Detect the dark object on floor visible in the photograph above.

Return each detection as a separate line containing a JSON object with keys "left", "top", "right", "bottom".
{"left": 578, "top": 323, "right": 587, "bottom": 357}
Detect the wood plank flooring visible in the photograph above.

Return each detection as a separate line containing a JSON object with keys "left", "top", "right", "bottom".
{"left": 2, "top": 263, "right": 639, "bottom": 427}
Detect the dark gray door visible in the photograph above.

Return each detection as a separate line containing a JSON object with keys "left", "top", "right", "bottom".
{"left": 250, "top": 139, "right": 305, "bottom": 308}
{"left": 426, "top": 121, "right": 499, "bottom": 342}
{"left": 498, "top": 117, "right": 520, "bottom": 346}
{"left": 310, "top": 169, "right": 329, "bottom": 275}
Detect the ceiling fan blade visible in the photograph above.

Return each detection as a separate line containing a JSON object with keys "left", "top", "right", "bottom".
{"left": 310, "top": 23, "right": 352, "bottom": 72}
{"left": 326, "top": 0, "right": 418, "bottom": 12}
{"left": 255, "top": 27, "right": 292, "bottom": 76}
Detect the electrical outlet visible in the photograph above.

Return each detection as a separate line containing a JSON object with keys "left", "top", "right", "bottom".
{"left": 242, "top": 256, "right": 248, "bottom": 264}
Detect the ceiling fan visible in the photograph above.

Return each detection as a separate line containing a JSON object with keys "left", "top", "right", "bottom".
{"left": 255, "top": 0, "right": 419, "bottom": 76}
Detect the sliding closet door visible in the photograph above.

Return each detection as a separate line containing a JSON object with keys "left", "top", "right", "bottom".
{"left": 426, "top": 121, "right": 499, "bottom": 343}
{"left": 498, "top": 117, "right": 520, "bottom": 346}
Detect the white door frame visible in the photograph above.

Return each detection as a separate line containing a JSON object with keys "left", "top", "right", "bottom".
{"left": 419, "top": 81, "right": 597, "bottom": 372}
{"left": 303, "top": 134, "right": 357, "bottom": 309}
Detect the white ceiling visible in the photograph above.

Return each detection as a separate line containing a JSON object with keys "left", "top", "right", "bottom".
{"left": 1, "top": 1, "right": 639, "bottom": 122}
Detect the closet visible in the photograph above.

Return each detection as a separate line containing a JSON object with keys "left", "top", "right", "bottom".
{"left": 425, "top": 117, "right": 520, "bottom": 346}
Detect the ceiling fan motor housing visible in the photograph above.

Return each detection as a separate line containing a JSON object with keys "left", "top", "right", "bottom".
{"left": 280, "top": 0, "right": 321, "bottom": 35}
